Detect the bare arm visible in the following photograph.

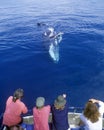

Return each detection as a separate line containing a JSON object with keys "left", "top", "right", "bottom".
{"left": 89, "top": 98, "right": 102, "bottom": 103}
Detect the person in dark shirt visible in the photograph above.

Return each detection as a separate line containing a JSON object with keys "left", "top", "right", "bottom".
{"left": 51, "top": 94, "right": 70, "bottom": 130}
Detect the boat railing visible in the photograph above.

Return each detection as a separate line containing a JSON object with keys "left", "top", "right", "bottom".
{"left": 1, "top": 107, "right": 104, "bottom": 129}
{"left": 0, "top": 107, "right": 84, "bottom": 124}
{"left": 69, "top": 107, "right": 84, "bottom": 113}
{"left": 22, "top": 107, "right": 84, "bottom": 127}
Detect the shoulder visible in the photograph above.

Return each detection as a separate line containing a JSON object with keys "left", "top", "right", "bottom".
{"left": 45, "top": 105, "right": 51, "bottom": 110}
{"left": 33, "top": 107, "right": 37, "bottom": 112}
{"left": 6, "top": 96, "right": 13, "bottom": 104}
{"left": 47, "top": 105, "right": 51, "bottom": 108}
{"left": 18, "top": 100, "right": 26, "bottom": 107}
{"left": 98, "top": 101, "right": 104, "bottom": 106}
{"left": 8, "top": 96, "right": 13, "bottom": 100}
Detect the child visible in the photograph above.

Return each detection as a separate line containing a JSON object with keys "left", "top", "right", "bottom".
{"left": 33, "top": 97, "right": 51, "bottom": 130}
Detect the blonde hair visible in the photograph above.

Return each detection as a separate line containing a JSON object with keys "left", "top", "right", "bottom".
{"left": 54, "top": 104, "right": 65, "bottom": 110}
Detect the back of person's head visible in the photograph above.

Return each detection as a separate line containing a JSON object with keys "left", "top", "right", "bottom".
{"left": 84, "top": 101, "right": 100, "bottom": 123}
{"left": 13, "top": 88, "right": 24, "bottom": 102}
{"left": 54, "top": 95, "right": 66, "bottom": 110}
{"left": 36, "top": 97, "right": 45, "bottom": 109}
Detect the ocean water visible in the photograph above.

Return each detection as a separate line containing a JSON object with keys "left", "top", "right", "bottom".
{"left": 0, "top": 0, "right": 104, "bottom": 115}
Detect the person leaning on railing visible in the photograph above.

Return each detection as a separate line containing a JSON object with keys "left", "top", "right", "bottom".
{"left": 79, "top": 98, "right": 104, "bottom": 130}
{"left": 2, "top": 88, "right": 28, "bottom": 130}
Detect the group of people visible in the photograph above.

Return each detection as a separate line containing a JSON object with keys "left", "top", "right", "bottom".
{"left": 2, "top": 88, "right": 104, "bottom": 130}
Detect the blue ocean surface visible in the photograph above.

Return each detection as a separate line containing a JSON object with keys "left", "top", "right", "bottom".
{"left": 0, "top": 0, "right": 104, "bottom": 114}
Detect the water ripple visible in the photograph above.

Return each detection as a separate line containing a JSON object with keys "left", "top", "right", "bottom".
{"left": 0, "top": 0, "right": 104, "bottom": 113}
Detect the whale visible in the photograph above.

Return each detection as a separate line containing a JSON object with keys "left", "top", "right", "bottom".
{"left": 37, "top": 23, "right": 63, "bottom": 62}
{"left": 43, "top": 27, "right": 63, "bottom": 62}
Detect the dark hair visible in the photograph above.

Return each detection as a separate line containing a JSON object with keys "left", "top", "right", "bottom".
{"left": 12, "top": 88, "right": 24, "bottom": 102}
{"left": 84, "top": 101, "right": 100, "bottom": 123}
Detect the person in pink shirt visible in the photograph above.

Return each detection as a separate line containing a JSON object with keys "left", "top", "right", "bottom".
{"left": 33, "top": 97, "right": 51, "bottom": 130}
{"left": 3, "top": 88, "right": 28, "bottom": 130}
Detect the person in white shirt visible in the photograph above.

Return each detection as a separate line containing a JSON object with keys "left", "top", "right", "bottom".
{"left": 79, "top": 98, "right": 104, "bottom": 130}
